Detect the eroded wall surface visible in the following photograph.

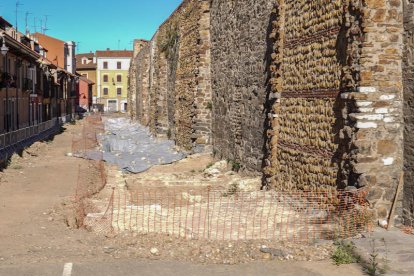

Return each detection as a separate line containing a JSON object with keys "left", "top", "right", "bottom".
{"left": 134, "top": 44, "right": 151, "bottom": 126}
{"left": 264, "top": 1, "right": 346, "bottom": 191}
{"left": 404, "top": 0, "right": 414, "bottom": 226}
{"left": 129, "top": 0, "right": 408, "bottom": 222}
{"left": 129, "top": 0, "right": 212, "bottom": 150}
{"left": 259, "top": 0, "right": 405, "bottom": 222}
{"left": 210, "top": 0, "right": 275, "bottom": 172}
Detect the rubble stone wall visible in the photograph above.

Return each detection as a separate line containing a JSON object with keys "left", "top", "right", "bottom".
{"left": 210, "top": 0, "right": 275, "bottom": 172}
{"left": 129, "top": 0, "right": 212, "bottom": 148}
{"left": 128, "top": 0, "right": 409, "bottom": 222}
{"left": 259, "top": 0, "right": 405, "bottom": 222}
{"left": 134, "top": 43, "right": 151, "bottom": 126}
{"left": 348, "top": 0, "right": 404, "bottom": 223}
{"left": 264, "top": 0, "right": 345, "bottom": 191}
{"left": 404, "top": 0, "right": 414, "bottom": 226}
{"left": 128, "top": 40, "right": 149, "bottom": 121}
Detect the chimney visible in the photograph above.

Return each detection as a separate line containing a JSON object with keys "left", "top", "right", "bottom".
{"left": 106, "top": 48, "right": 110, "bottom": 51}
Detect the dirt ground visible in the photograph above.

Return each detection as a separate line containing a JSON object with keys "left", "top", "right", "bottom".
{"left": 0, "top": 120, "right": 364, "bottom": 275}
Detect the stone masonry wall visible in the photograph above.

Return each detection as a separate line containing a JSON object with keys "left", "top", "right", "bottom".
{"left": 403, "top": 0, "right": 414, "bottom": 226}
{"left": 128, "top": 39, "right": 149, "bottom": 121}
{"left": 210, "top": 0, "right": 276, "bottom": 173}
{"left": 260, "top": 0, "right": 405, "bottom": 223}
{"left": 134, "top": 43, "right": 151, "bottom": 126}
{"left": 264, "top": 0, "right": 345, "bottom": 191}
{"left": 340, "top": 0, "right": 404, "bottom": 223}
{"left": 128, "top": 0, "right": 410, "bottom": 223}
{"left": 129, "top": 0, "right": 212, "bottom": 149}
{"left": 175, "top": 1, "right": 201, "bottom": 148}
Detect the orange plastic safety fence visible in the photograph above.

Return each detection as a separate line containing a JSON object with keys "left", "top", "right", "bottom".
{"left": 90, "top": 187, "right": 372, "bottom": 242}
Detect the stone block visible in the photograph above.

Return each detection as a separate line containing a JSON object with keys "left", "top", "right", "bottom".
{"left": 377, "top": 140, "right": 397, "bottom": 155}
{"left": 349, "top": 113, "right": 384, "bottom": 121}
{"left": 358, "top": 86, "right": 377, "bottom": 93}
{"left": 356, "top": 121, "right": 378, "bottom": 129}
{"left": 367, "top": 187, "right": 384, "bottom": 204}
{"left": 382, "top": 157, "right": 395, "bottom": 166}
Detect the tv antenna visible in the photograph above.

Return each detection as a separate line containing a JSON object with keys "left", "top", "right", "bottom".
{"left": 76, "top": 41, "right": 81, "bottom": 53}
{"left": 41, "top": 15, "right": 51, "bottom": 34}
{"left": 15, "top": 1, "right": 23, "bottom": 31}
{"left": 25, "top": 11, "right": 32, "bottom": 35}
{"left": 118, "top": 39, "right": 121, "bottom": 50}
{"left": 31, "top": 16, "right": 39, "bottom": 33}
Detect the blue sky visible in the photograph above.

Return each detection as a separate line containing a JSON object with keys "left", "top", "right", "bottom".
{"left": 0, "top": 0, "right": 182, "bottom": 53}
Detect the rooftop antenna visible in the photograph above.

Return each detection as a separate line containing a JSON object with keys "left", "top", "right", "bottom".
{"left": 76, "top": 41, "right": 81, "bottom": 52}
{"left": 25, "top": 11, "right": 32, "bottom": 35}
{"left": 15, "top": 1, "right": 23, "bottom": 32}
{"left": 42, "top": 15, "right": 51, "bottom": 34}
{"left": 32, "top": 16, "right": 37, "bottom": 33}
{"left": 118, "top": 39, "right": 120, "bottom": 50}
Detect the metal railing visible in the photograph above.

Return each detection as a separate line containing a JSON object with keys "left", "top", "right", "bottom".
{"left": 0, "top": 118, "right": 58, "bottom": 150}
{"left": 0, "top": 111, "right": 77, "bottom": 149}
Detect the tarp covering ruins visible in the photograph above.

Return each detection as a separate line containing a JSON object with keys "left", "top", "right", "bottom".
{"left": 85, "top": 117, "right": 186, "bottom": 173}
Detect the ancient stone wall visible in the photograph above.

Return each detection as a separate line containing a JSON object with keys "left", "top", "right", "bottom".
{"left": 347, "top": 0, "right": 404, "bottom": 223}
{"left": 262, "top": 0, "right": 404, "bottom": 222}
{"left": 129, "top": 40, "right": 149, "bottom": 121}
{"left": 403, "top": 0, "right": 414, "bottom": 226}
{"left": 129, "top": 0, "right": 212, "bottom": 149}
{"left": 128, "top": 0, "right": 408, "bottom": 223}
{"left": 175, "top": 0, "right": 212, "bottom": 148}
{"left": 134, "top": 43, "right": 151, "bottom": 126}
{"left": 150, "top": 33, "right": 169, "bottom": 136}
{"left": 264, "top": 0, "right": 345, "bottom": 191}
{"left": 174, "top": 1, "right": 200, "bottom": 147}
{"left": 210, "top": 0, "right": 275, "bottom": 173}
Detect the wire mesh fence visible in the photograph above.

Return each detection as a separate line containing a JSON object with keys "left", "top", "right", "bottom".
{"left": 72, "top": 114, "right": 104, "bottom": 157}
{"left": 87, "top": 187, "right": 372, "bottom": 242}
{"left": 71, "top": 115, "right": 107, "bottom": 228}
{"left": 73, "top": 115, "right": 372, "bottom": 242}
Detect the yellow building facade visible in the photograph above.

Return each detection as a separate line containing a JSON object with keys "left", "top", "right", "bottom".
{"left": 96, "top": 50, "right": 133, "bottom": 112}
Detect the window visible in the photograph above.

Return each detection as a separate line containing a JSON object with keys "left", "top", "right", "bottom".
{"left": 82, "top": 73, "right": 87, "bottom": 78}
{"left": 103, "top": 75, "right": 108, "bottom": 82}
{"left": 117, "top": 87, "right": 122, "bottom": 95}
{"left": 117, "top": 61, "right": 121, "bottom": 69}
{"left": 103, "top": 61, "right": 108, "bottom": 69}
{"left": 103, "top": 88, "right": 108, "bottom": 95}
{"left": 116, "top": 74, "right": 122, "bottom": 82}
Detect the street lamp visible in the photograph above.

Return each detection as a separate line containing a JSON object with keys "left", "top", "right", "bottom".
{"left": 1, "top": 36, "right": 9, "bottom": 56}
{"left": 44, "top": 68, "right": 51, "bottom": 78}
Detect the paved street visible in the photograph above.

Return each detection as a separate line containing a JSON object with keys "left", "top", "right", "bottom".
{"left": 353, "top": 228, "right": 414, "bottom": 275}
{"left": 0, "top": 260, "right": 363, "bottom": 276}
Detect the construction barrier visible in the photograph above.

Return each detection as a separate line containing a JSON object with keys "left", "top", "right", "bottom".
{"left": 71, "top": 115, "right": 106, "bottom": 227}
{"left": 88, "top": 186, "right": 372, "bottom": 242}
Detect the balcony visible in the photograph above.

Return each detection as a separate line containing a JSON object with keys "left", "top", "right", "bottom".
{"left": 0, "top": 73, "right": 17, "bottom": 89}
{"left": 23, "top": 78, "right": 33, "bottom": 91}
